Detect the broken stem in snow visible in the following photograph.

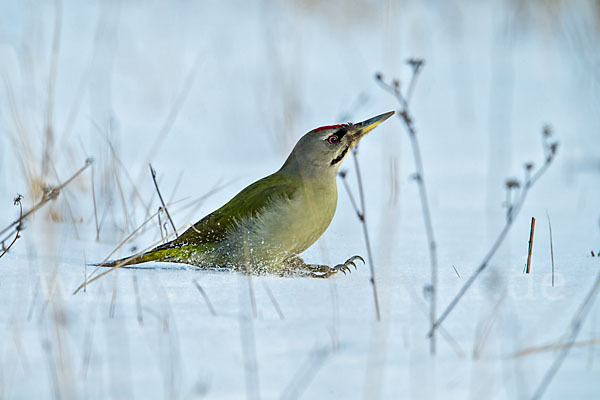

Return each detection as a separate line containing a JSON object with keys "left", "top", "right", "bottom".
{"left": 525, "top": 217, "right": 536, "bottom": 274}
{"left": 375, "top": 60, "right": 437, "bottom": 354}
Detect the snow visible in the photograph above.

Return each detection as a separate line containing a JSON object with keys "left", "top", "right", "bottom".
{"left": 0, "top": 0, "right": 599, "bottom": 399}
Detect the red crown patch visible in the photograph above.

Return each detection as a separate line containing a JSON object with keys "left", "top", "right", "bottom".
{"left": 310, "top": 124, "right": 346, "bottom": 134}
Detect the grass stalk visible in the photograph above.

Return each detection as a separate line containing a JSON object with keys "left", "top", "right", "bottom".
{"left": 376, "top": 61, "right": 437, "bottom": 353}
{"left": 193, "top": 280, "right": 217, "bottom": 317}
{"left": 546, "top": 210, "right": 555, "bottom": 286}
{"left": 150, "top": 164, "right": 178, "bottom": 237}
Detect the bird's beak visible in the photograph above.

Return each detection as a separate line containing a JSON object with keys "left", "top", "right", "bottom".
{"left": 351, "top": 111, "right": 395, "bottom": 140}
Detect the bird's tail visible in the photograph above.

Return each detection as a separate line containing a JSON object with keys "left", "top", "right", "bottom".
{"left": 94, "top": 247, "right": 174, "bottom": 269}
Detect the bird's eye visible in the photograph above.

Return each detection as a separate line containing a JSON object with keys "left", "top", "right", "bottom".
{"left": 327, "top": 135, "right": 339, "bottom": 144}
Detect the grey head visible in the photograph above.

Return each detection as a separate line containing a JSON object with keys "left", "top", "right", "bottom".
{"left": 280, "top": 111, "right": 395, "bottom": 178}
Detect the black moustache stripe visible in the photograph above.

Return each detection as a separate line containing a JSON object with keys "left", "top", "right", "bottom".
{"left": 330, "top": 145, "right": 350, "bottom": 166}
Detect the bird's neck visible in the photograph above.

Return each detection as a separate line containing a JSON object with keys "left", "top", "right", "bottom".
{"left": 278, "top": 158, "right": 338, "bottom": 190}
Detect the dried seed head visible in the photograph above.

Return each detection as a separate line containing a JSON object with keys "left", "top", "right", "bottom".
{"left": 407, "top": 58, "right": 425, "bottom": 72}
{"left": 338, "top": 170, "right": 347, "bottom": 179}
{"left": 374, "top": 72, "right": 383, "bottom": 81}
{"left": 543, "top": 125, "right": 552, "bottom": 137}
{"left": 505, "top": 179, "right": 520, "bottom": 189}
{"left": 524, "top": 162, "right": 534, "bottom": 171}
{"left": 393, "top": 79, "right": 400, "bottom": 88}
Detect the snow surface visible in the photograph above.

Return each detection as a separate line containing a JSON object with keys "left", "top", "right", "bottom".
{"left": 0, "top": 0, "right": 599, "bottom": 399}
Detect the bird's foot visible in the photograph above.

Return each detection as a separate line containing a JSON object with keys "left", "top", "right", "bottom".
{"left": 310, "top": 255, "right": 365, "bottom": 278}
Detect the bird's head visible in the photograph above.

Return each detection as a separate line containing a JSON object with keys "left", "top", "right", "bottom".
{"left": 281, "top": 111, "right": 395, "bottom": 177}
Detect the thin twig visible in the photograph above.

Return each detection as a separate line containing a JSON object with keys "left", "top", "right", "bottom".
{"left": 0, "top": 195, "right": 23, "bottom": 260}
{"left": 145, "top": 53, "right": 204, "bottom": 162}
{"left": 41, "top": 0, "right": 62, "bottom": 178}
{"left": 427, "top": 132, "right": 558, "bottom": 338}
{"left": 85, "top": 201, "right": 182, "bottom": 283}
{"left": 114, "top": 160, "right": 132, "bottom": 233}
{"left": 91, "top": 163, "right": 100, "bottom": 241}
{"left": 0, "top": 159, "right": 93, "bottom": 238}
{"left": 193, "top": 280, "right": 217, "bottom": 316}
{"left": 133, "top": 272, "right": 143, "bottom": 325}
{"left": 473, "top": 293, "right": 505, "bottom": 358}
{"left": 73, "top": 227, "right": 185, "bottom": 294}
{"left": 239, "top": 270, "right": 260, "bottom": 400}
{"left": 262, "top": 281, "right": 285, "bottom": 320}
{"left": 530, "top": 272, "right": 600, "bottom": 400}
{"left": 109, "top": 271, "right": 119, "bottom": 318}
{"left": 150, "top": 164, "right": 178, "bottom": 237}
{"left": 452, "top": 265, "right": 461, "bottom": 278}
{"left": 509, "top": 338, "right": 600, "bottom": 359}
{"left": 546, "top": 210, "right": 555, "bottom": 287}
{"left": 339, "top": 160, "right": 381, "bottom": 321}
{"left": 89, "top": 120, "right": 151, "bottom": 216}
{"left": 51, "top": 165, "right": 80, "bottom": 238}
{"left": 525, "top": 217, "right": 536, "bottom": 274}
{"left": 280, "top": 346, "right": 330, "bottom": 400}
{"left": 242, "top": 236, "right": 258, "bottom": 319}
{"left": 376, "top": 61, "right": 437, "bottom": 354}
{"left": 83, "top": 251, "right": 87, "bottom": 293}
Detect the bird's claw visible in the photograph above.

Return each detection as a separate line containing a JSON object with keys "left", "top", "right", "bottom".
{"left": 332, "top": 255, "right": 365, "bottom": 275}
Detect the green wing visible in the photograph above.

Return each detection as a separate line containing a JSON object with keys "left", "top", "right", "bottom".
{"left": 158, "top": 172, "right": 296, "bottom": 249}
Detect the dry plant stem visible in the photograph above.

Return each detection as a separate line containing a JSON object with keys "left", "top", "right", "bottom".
{"left": 403, "top": 280, "right": 465, "bottom": 358}
{"left": 86, "top": 203, "right": 179, "bottom": 281}
{"left": 0, "top": 197, "right": 23, "bottom": 260}
{"left": 280, "top": 346, "right": 330, "bottom": 400}
{"left": 262, "top": 281, "right": 285, "bottom": 320}
{"left": 510, "top": 338, "right": 600, "bottom": 359}
{"left": 530, "top": 272, "right": 600, "bottom": 400}
{"left": 193, "top": 280, "right": 217, "bottom": 316}
{"left": 345, "top": 153, "right": 381, "bottom": 321}
{"left": 473, "top": 293, "right": 505, "bottom": 358}
{"left": 546, "top": 210, "right": 555, "bottom": 286}
{"left": 109, "top": 272, "right": 119, "bottom": 318}
{"left": 91, "top": 163, "right": 100, "bottom": 241}
{"left": 51, "top": 165, "right": 80, "bottom": 238}
{"left": 376, "top": 66, "right": 437, "bottom": 354}
{"left": 243, "top": 237, "right": 258, "bottom": 319}
{"left": 525, "top": 217, "right": 536, "bottom": 274}
{"left": 150, "top": 164, "right": 178, "bottom": 237}
{"left": 73, "top": 227, "right": 185, "bottom": 294}
{"left": 0, "top": 159, "right": 93, "bottom": 238}
{"left": 114, "top": 163, "right": 132, "bottom": 233}
{"left": 145, "top": 53, "right": 203, "bottom": 163}
{"left": 90, "top": 120, "right": 151, "bottom": 216}
{"left": 133, "top": 273, "right": 144, "bottom": 325}
{"left": 42, "top": 0, "right": 62, "bottom": 178}
{"left": 239, "top": 268, "right": 260, "bottom": 400}
{"left": 428, "top": 155, "right": 555, "bottom": 338}
{"left": 83, "top": 251, "right": 87, "bottom": 293}
{"left": 452, "top": 265, "right": 461, "bottom": 278}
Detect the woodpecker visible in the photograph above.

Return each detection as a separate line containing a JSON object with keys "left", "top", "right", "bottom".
{"left": 103, "top": 111, "right": 394, "bottom": 277}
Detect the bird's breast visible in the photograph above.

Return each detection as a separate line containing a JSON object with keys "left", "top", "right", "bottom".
{"left": 235, "top": 183, "right": 337, "bottom": 261}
